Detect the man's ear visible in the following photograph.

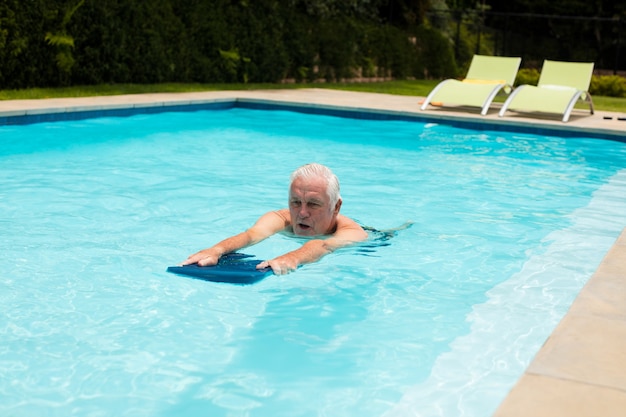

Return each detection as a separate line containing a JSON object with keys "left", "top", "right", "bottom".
{"left": 334, "top": 198, "right": 342, "bottom": 215}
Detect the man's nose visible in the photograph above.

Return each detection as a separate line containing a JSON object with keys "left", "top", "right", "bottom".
{"left": 299, "top": 206, "right": 309, "bottom": 217}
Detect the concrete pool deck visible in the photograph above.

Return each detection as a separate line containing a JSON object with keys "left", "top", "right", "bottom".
{"left": 1, "top": 89, "right": 625, "bottom": 416}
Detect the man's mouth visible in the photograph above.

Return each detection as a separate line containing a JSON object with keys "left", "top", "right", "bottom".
{"left": 298, "top": 223, "right": 311, "bottom": 230}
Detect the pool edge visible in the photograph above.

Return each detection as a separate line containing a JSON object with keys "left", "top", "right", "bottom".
{"left": 493, "top": 227, "right": 626, "bottom": 417}
{"left": 233, "top": 96, "right": 626, "bottom": 142}
{"left": 1, "top": 90, "right": 625, "bottom": 142}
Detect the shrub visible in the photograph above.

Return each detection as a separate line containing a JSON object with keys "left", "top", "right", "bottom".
{"left": 590, "top": 75, "right": 626, "bottom": 98}
{"left": 514, "top": 68, "right": 540, "bottom": 86}
{"left": 515, "top": 69, "right": 626, "bottom": 98}
{"left": 413, "top": 26, "right": 457, "bottom": 79}
{"left": 0, "top": 1, "right": 464, "bottom": 88}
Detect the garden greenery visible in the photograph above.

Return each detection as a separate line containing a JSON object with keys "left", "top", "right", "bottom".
{"left": 2, "top": 1, "right": 623, "bottom": 97}
{"left": 0, "top": 0, "right": 457, "bottom": 89}
{"left": 516, "top": 69, "right": 626, "bottom": 98}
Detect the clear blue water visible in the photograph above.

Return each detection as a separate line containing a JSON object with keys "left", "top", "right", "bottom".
{"left": 1, "top": 108, "right": 626, "bottom": 417}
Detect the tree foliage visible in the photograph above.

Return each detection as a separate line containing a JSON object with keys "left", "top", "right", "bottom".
{"left": 0, "top": 0, "right": 450, "bottom": 89}
{"left": 3, "top": 0, "right": 620, "bottom": 89}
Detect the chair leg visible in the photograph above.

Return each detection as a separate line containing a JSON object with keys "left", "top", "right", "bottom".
{"left": 480, "top": 84, "right": 505, "bottom": 116}
{"left": 420, "top": 80, "right": 452, "bottom": 111}
{"left": 562, "top": 91, "right": 592, "bottom": 122}
{"left": 498, "top": 87, "right": 523, "bottom": 118}
{"left": 587, "top": 94, "right": 595, "bottom": 115}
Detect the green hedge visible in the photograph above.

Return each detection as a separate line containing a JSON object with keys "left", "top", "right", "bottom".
{"left": 515, "top": 69, "right": 626, "bottom": 98}
{"left": 0, "top": 0, "right": 458, "bottom": 89}
{"left": 590, "top": 75, "right": 626, "bottom": 98}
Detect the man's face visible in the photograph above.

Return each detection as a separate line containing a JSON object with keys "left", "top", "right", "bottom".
{"left": 288, "top": 176, "right": 340, "bottom": 236}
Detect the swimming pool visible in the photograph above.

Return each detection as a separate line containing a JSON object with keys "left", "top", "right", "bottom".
{"left": 2, "top": 105, "right": 626, "bottom": 417}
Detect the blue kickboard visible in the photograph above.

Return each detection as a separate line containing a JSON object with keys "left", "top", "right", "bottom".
{"left": 167, "top": 253, "right": 272, "bottom": 285}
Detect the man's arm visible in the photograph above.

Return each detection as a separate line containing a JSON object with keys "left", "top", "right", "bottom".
{"left": 181, "top": 211, "right": 289, "bottom": 266}
{"left": 257, "top": 214, "right": 368, "bottom": 275}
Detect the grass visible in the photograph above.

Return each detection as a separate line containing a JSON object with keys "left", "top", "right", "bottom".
{"left": 1, "top": 80, "right": 625, "bottom": 113}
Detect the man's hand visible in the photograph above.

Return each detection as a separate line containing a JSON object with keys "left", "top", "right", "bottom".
{"left": 256, "top": 237, "right": 345, "bottom": 275}
{"left": 257, "top": 254, "right": 299, "bottom": 275}
{"left": 181, "top": 211, "right": 289, "bottom": 268}
{"left": 181, "top": 248, "right": 222, "bottom": 266}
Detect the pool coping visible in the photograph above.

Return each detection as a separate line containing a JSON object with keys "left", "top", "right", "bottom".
{"left": 2, "top": 89, "right": 625, "bottom": 416}
{"left": 1, "top": 89, "right": 625, "bottom": 142}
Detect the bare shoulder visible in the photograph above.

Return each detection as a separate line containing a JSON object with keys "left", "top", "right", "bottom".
{"left": 335, "top": 214, "right": 368, "bottom": 241}
{"left": 250, "top": 209, "right": 291, "bottom": 236}
{"left": 272, "top": 208, "right": 291, "bottom": 224}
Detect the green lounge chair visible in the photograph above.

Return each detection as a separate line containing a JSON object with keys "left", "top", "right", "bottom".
{"left": 420, "top": 55, "right": 522, "bottom": 115}
{"left": 498, "top": 60, "right": 595, "bottom": 122}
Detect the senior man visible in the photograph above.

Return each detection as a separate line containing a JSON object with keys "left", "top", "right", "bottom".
{"left": 182, "top": 163, "right": 367, "bottom": 275}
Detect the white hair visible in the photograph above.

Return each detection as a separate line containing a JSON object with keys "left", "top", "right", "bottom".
{"left": 290, "top": 163, "right": 341, "bottom": 206}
